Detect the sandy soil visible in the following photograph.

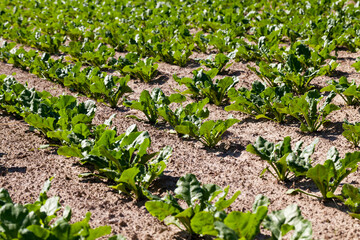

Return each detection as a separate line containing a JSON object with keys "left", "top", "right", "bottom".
{"left": 1, "top": 48, "right": 360, "bottom": 239}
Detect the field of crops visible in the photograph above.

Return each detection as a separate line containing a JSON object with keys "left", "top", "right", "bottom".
{"left": 1, "top": 0, "right": 360, "bottom": 239}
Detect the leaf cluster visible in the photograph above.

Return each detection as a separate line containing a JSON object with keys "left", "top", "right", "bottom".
{"left": 146, "top": 174, "right": 312, "bottom": 239}
{"left": 225, "top": 81, "right": 291, "bottom": 123}
{"left": 342, "top": 120, "right": 360, "bottom": 147}
{"left": 174, "top": 68, "right": 238, "bottom": 106}
{"left": 0, "top": 178, "right": 122, "bottom": 240}
{"left": 247, "top": 136, "right": 318, "bottom": 182}
{"left": 321, "top": 76, "right": 360, "bottom": 106}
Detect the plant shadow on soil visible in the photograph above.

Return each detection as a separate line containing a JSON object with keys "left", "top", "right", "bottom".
{"left": 202, "top": 141, "right": 244, "bottom": 158}
{"left": 185, "top": 59, "right": 201, "bottom": 68}
{"left": 331, "top": 69, "right": 352, "bottom": 78}
{"left": 284, "top": 178, "right": 351, "bottom": 214}
{"left": 222, "top": 69, "right": 246, "bottom": 77}
{"left": 285, "top": 177, "right": 321, "bottom": 194}
{"left": 149, "top": 173, "right": 180, "bottom": 194}
{"left": 293, "top": 121, "right": 344, "bottom": 142}
{"left": 173, "top": 232, "right": 213, "bottom": 240}
{"left": 148, "top": 72, "right": 170, "bottom": 85}
{"left": 0, "top": 164, "right": 27, "bottom": 176}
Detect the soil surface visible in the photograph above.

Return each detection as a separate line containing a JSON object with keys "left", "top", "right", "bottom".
{"left": 1, "top": 48, "right": 360, "bottom": 239}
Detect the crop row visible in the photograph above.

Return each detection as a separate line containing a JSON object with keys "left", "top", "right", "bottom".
{"left": 0, "top": 74, "right": 315, "bottom": 239}
{"left": 0, "top": 0, "right": 360, "bottom": 62}
{"left": 1, "top": 0, "right": 360, "bottom": 239}
{"left": 3, "top": 40, "right": 360, "bottom": 149}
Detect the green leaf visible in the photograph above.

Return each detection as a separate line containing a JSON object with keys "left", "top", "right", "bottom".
{"left": 26, "top": 225, "right": 50, "bottom": 239}
{"left": 224, "top": 207, "right": 268, "bottom": 240}
{"left": 213, "top": 221, "right": 239, "bottom": 240}
{"left": 286, "top": 138, "right": 318, "bottom": 176}
{"left": 215, "top": 190, "right": 241, "bottom": 211}
{"left": 108, "top": 234, "right": 127, "bottom": 240}
{"left": 40, "top": 196, "right": 60, "bottom": 220}
{"left": 191, "top": 211, "right": 218, "bottom": 236}
{"left": 341, "top": 184, "right": 360, "bottom": 213}
{"left": 352, "top": 60, "right": 360, "bottom": 72}
{"left": 0, "top": 203, "right": 38, "bottom": 238}
{"left": 306, "top": 162, "right": 333, "bottom": 199}
{"left": 112, "top": 167, "right": 141, "bottom": 198}
{"left": 145, "top": 201, "right": 181, "bottom": 221}
{"left": 88, "top": 225, "right": 112, "bottom": 240}
{"left": 174, "top": 174, "right": 203, "bottom": 207}
{"left": 263, "top": 204, "right": 312, "bottom": 240}
{"left": 252, "top": 194, "right": 270, "bottom": 213}
{"left": 57, "top": 146, "right": 83, "bottom": 158}
{"left": 0, "top": 189, "right": 13, "bottom": 206}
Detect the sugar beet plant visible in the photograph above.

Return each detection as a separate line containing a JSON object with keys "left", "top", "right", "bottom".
{"left": 225, "top": 83, "right": 339, "bottom": 131}
{"left": 60, "top": 39, "right": 115, "bottom": 68}
{"left": 199, "top": 53, "right": 233, "bottom": 74}
{"left": 72, "top": 124, "right": 173, "bottom": 200}
{"left": 289, "top": 148, "right": 360, "bottom": 200}
{"left": 321, "top": 76, "right": 360, "bottom": 106}
{"left": 146, "top": 174, "right": 313, "bottom": 239}
{"left": 225, "top": 81, "right": 292, "bottom": 123}
{"left": 248, "top": 42, "right": 338, "bottom": 94}
{"left": 146, "top": 173, "right": 241, "bottom": 236}
{"left": 342, "top": 120, "right": 360, "bottom": 148}
{"left": 174, "top": 117, "right": 240, "bottom": 148}
{"left": 0, "top": 178, "right": 123, "bottom": 239}
{"left": 247, "top": 136, "right": 318, "bottom": 182}
{"left": 157, "top": 98, "right": 210, "bottom": 129}
{"left": 124, "top": 88, "right": 238, "bottom": 147}
{"left": 122, "top": 57, "right": 159, "bottom": 83}
{"left": 274, "top": 90, "right": 340, "bottom": 132}
{"left": 154, "top": 41, "right": 193, "bottom": 67}
{"left": 174, "top": 68, "right": 238, "bottom": 106}
{"left": 329, "top": 184, "right": 360, "bottom": 220}
{"left": 124, "top": 88, "right": 186, "bottom": 124}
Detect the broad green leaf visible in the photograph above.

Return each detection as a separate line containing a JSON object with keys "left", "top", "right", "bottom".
{"left": 306, "top": 162, "right": 333, "bottom": 199}
{"left": 252, "top": 195, "right": 270, "bottom": 213}
{"left": 215, "top": 190, "right": 241, "bottom": 211}
{"left": 0, "top": 203, "right": 38, "bottom": 238}
{"left": 40, "top": 196, "right": 60, "bottom": 221}
{"left": 27, "top": 224, "right": 50, "bottom": 238}
{"left": 214, "top": 221, "right": 239, "bottom": 240}
{"left": 88, "top": 225, "right": 112, "bottom": 240}
{"left": 191, "top": 211, "right": 217, "bottom": 236}
{"left": 145, "top": 201, "right": 181, "bottom": 221}
{"left": 57, "top": 146, "right": 83, "bottom": 158}
{"left": 0, "top": 189, "right": 13, "bottom": 206}
{"left": 174, "top": 174, "right": 203, "bottom": 207}
{"left": 224, "top": 207, "right": 268, "bottom": 240}
{"left": 263, "top": 204, "right": 312, "bottom": 240}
